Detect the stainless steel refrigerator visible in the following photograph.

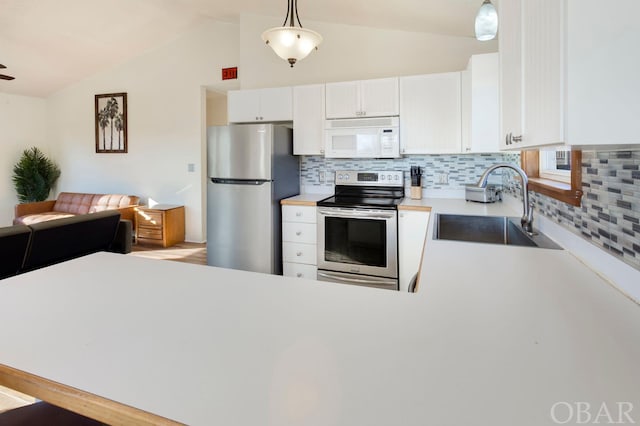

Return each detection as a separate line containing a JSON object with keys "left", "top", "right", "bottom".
{"left": 206, "top": 124, "right": 299, "bottom": 274}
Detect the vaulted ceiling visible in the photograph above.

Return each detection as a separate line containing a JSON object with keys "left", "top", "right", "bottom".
{"left": 0, "top": 0, "right": 493, "bottom": 97}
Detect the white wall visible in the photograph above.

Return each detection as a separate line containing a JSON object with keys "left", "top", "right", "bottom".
{"left": 206, "top": 92, "right": 228, "bottom": 126}
{"left": 238, "top": 14, "right": 498, "bottom": 89}
{"left": 0, "top": 93, "right": 47, "bottom": 226}
{"left": 46, "top": 20, "right": 240, "bottom": 242}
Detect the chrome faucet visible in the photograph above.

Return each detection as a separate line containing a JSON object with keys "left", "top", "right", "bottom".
{"left": 476, "top": 163, "right": 534, "bottom": 235}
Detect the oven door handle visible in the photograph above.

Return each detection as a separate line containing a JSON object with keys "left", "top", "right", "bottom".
{"left": 317, "top": 209, "right": 395, "bottom": 220}
{"left": 317, "top": 271, "right": 390, "bottom": 285}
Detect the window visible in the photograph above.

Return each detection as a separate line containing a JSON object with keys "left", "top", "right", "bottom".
{"left": 521, "top": 149, "right": 583, "bottom": 207}
{"left": 539, "top": 148, "right": 571, "bottom": 183}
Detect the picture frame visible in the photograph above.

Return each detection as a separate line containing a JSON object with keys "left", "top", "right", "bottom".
{"left": 95, "top": 92, "right": 127, "bottom": 153}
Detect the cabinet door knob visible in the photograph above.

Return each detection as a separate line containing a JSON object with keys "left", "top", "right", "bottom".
{"left": 296, "top": 273, "right": 303, "bottom": 278}
{"left": 296, "top": 231, "right": 302, "bottom": 236}
{"left": 296, "top": 251, "right": 303, "bottom": 257}
{"left": 295, "top": 211, "right": 302, "bottom": 217}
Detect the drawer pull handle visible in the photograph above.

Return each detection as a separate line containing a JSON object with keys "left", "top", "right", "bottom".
{"left": 296, "top": 273, "right": 303, "bottom": 278}
{"left": 296, "top": 251, "right": 303, "bottom": 257}
{"left": 296, "top": 212, "right": 302, "bottom": 217}
{"left": 296, "top": 231, "right": 302, "bottom": 236}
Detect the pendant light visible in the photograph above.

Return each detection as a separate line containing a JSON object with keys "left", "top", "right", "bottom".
{"left": 475, "top": 0, "right": 498, "bottom": 41}
{"left": 261, "top": 0, "right": 322, "bottom": 67}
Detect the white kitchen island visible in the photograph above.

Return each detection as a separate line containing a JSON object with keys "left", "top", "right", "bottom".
{"left": 1, "top": 199, "right": 639, "bottom": 425}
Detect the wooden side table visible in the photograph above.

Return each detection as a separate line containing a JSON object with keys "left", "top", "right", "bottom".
{"left": 135, "top": 205, "right": 185, "bottom": 247}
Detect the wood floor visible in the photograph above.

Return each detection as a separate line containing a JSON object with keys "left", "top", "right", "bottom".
{"left": 0, "top": 386, "right": 35, "bottom": 414}
{"left": 0, "top": 241, "right": 207, "bottom": 414}
{"left": 129, "top": 241, "right": 207, "bottom": 265}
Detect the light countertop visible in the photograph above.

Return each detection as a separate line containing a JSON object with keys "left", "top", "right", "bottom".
{"left": 280, "top": 193, "right": 330, "bottom": 206}
{"left": 1, "top": 197, "right": 639, "bottom": 425}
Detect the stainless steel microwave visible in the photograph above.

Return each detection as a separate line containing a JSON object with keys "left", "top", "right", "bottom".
{"left": 324, "top": 117, "right": 400, "bottom": 158}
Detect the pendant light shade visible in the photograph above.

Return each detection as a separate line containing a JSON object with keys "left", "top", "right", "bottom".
{"left": 475, "top": 0, "right": 498, "bottom": 41}
{"left": 262, "top": 0, "right": 322, "bottom": 67}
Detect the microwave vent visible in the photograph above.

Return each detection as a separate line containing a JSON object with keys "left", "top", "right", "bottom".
{"left": 326, "top": 116, "right": 399, "bottom": 129}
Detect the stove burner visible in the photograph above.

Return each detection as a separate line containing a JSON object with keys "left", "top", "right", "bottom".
{"left": 318, "top": 170, "right": 405, "bottom": 210}
{"left": 317, "top": 195, "right": 403, "bottom": 209}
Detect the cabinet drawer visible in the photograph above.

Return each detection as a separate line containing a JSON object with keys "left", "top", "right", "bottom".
{"left": 282, "top": 222, "right": 316, "bottom": 244}
{"left": 282, "top": 242, "right": 317, "bottom": 265}
{"left": 138, "top": 211, "right": 163, "bottom": 227}
{"left": 282, "top": 205, "right": 316, "bottom": 224}
{"left": 283, "top": 262, "right": 317, "bottom": 280}
{"left": 138, "top": 228, "right": 163, "bottom": 240}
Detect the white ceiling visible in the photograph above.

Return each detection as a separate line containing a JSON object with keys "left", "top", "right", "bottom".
{"left": 0, "top": 0, "right": 490, "bottom": 97}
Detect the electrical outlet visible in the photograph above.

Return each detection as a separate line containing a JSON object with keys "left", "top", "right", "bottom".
{"left": 438, "top": 173, "right": 449, "bottom": 184}
{"left": 187, "top": 163, "right": 195, "bottom": 173}
{"left": 319, "top": 170, "right": 326, "bottom": 183}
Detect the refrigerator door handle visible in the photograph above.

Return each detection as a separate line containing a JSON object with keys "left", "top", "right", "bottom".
{"left": 210, "top": 178, "right": 271, "bottom": 185}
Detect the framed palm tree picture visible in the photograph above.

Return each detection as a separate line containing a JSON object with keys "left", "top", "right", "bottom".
{"left": 95, "top": 92, "right": 127, "bottom": 153}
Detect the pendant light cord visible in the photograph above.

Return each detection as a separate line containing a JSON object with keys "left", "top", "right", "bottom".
{"left": 282, "top": 0, "right": 304, "bottom": 28}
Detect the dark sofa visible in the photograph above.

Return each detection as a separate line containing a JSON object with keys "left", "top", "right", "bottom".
{"left": 0, "top": 224, "right": 32, "bottom": 279}
{"left": 0, "top": 210, "right": 132, "bottom": 279}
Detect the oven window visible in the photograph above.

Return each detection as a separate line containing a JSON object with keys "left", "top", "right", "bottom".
{"left": 324, "top": 217, "right": 386, "bottom": 267}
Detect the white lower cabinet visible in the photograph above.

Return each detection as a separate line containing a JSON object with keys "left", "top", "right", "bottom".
{"left": 283, "top": 263, "right": 317, "bottom": 280}
{"left": 282, "top": 222, "right": 316, "bottom": 245}
{"left": 398, "top": 209, "right": 430, "bottom": 292}
{"left": 282, "top": 242, "right": 317, "bottom": 265}
{"left": 282, "top": 205, "right": 317, "bottom": 280}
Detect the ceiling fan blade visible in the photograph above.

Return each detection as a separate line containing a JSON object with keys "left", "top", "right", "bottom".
{"left": 0, "top": 74, "right": 15, "bottom": 80}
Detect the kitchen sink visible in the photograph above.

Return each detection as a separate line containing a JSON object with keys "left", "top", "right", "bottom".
{"left": 433, "top": 214, "right": 562, "bottom": 250}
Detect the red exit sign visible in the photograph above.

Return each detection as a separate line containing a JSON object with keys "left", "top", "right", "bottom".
{"left": 222, "top": 67, "right": 238, "bottom": 80}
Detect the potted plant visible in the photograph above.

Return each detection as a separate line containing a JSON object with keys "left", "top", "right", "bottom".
{"left": 12, "top": 147, "right": 61, "bottom": 203}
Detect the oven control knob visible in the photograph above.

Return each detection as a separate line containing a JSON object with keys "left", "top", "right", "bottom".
{"left": 394, "top": 175, "right": 399, "bottom": 180}
{"left": 338, "top": 174, "right": 343, "bottom": 180}
{"left": 381, "top": 175, "right": 385, "bottom": 180}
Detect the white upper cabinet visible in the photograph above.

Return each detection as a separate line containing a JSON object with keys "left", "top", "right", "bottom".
{"left": 227, "top": 89, "right": 260, "bottom": 123}
{"left": 462, "top": 53, "right": 500, "bottom": 153}
{"left": 227, "top": 87, "right": 293, "bottom": 123}
{"left": 500, "top": 0, "right": 640, "bottom": 150}
{"left": 325, "top": 77, "right": 399, "bottom": 119}
{"left": 293, "top": 84, "right": 325, "bottom": 156}
{"left": 500, "top": 0, "right": 561, "bottom": 150}
{"left": 359, "top": 78, "right": 399, "bottom": 118}
{"left": 325, "top": 81, "right": 359, "bottom": 119}
{"left": 399, "top": 72, "right": 462, "bottom": 154}
{"left": 499, "top": 0, "right": 523, "bottom": 150}
{"left": 520, "top": 0, "right": 564, "bottom": 149}
{"left": 565, "top": 0, "right": 640, "bottom": 147}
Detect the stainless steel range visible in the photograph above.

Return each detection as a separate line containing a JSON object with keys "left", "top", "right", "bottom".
{"left": 317, "top": 170, "right": 404, "bottom": 291}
